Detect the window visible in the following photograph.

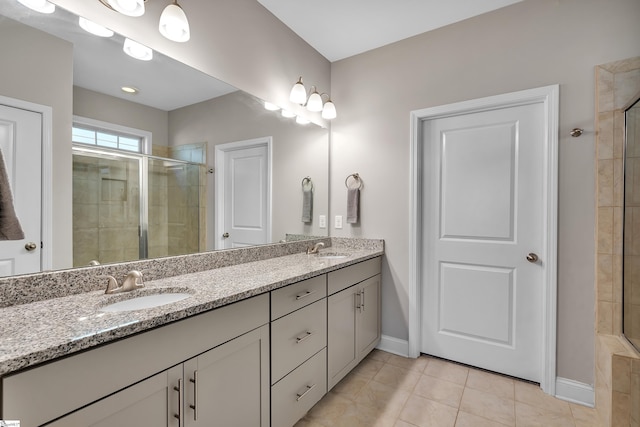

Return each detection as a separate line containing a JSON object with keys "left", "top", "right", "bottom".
{"left": 72, "top": 125, "right": 143, "bottom": 153}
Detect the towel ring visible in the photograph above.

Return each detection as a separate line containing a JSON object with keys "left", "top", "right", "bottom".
{"left": 302, "top": 176, "right": 313, "bottom": 190}
{"left": 345, "top": 173, "right": 362, "bottom": 190}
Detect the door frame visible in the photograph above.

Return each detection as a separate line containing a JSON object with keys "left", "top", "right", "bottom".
{"left": 408, "top": 85, "right": 559, "bottom": 394}
{"left": 0, "top": 95, "right": 53, "bottom": 272}
{"left": 213, "top": 137, "right": 272, "bottom": 249}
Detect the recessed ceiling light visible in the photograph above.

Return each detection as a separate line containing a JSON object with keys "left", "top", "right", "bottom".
{"left": 79, "top": 17, "right": 114, "bottom": 37}
{"left": 121, "top": 86, "right": 139, "bottom": 94}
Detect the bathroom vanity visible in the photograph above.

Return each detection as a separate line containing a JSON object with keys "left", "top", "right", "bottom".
{"left": 0, "top": 238, "right": 383, "bottom": 427}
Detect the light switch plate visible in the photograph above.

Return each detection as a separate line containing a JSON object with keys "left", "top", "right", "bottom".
{"left": 335, "top": 215, "right": 343, "bottom": 229}
{"left": 319, "top": 215, "right": 326, "bottom": 229}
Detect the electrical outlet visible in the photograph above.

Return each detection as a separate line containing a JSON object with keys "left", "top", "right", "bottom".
{"left": 335, "top": 215, "right": 343, "bottom": 229}
{"left": 319, "top": 215, "right": 326, "bottom": 229}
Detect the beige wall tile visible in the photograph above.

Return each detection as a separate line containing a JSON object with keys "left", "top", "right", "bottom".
{"left": 598, "top": 254, "right": 614, "bottom": 302}
{"left": 596, "top": 67, "right": 614, "bottom": 113}
{"left": 598, "top": 300, "right": 614, "bottom": 334}
{"left": 598, "top": 208, "right": 614, "bottom": 255}
{"left": 612, "top": 355, "right": 631, "bottom": 393}
{"left": 612, "top": 391, "right": 631, "bottom": 427}
{"left": 599, "top": 159, "right": 614, "bottom": 207}
{"left": 598, "top": 111, "right": 614, "bottom": 159}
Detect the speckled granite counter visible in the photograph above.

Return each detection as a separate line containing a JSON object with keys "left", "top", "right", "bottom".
{"left": 0, "top": 239, "right": 383, "bottom": 376}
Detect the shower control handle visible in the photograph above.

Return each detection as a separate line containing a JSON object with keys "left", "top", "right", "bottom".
{"left": 526, "top": 253, "right": 539, "bottom": 263}
{"left": 222, "top": 232, "right": 230, "bottom": 238}
{"left": 25, "top": 242, "right": 38, "bottom": 251}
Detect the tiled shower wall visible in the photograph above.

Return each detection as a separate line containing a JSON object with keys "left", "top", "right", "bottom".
{"left": 595, "top": 56, "right": 640, "bottom": 427}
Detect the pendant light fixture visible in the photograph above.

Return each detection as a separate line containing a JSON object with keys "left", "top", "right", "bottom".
{"left": 103, "top": 0, "right": 145, "bottom": 17}
{"left": 79, "top": 17, "right": 115, "bottom": 37}
{"left": 16, "top": 0, "right": 55, "bottom": 14}
{"left": 159, "top": 0, "right": 190, "bottom": 42}
{"left": 99, "top": 0, "right": 191, "bottom": 43}
{"left": 289, "top": 76, "right": 337, "bottom": 120}
{"left": 123, "top": 38, "right": 153, "bottom": 61}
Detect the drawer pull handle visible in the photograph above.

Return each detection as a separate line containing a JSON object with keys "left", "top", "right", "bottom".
{"left": 296, "top": 384, "right": 317, "bottom": 401}
{"left": 361, "top": 288, "right": 365, "bottom": 312}
{"left": 189, "top": 370, "right": 198, "bottom": 421}
{"left": 295, "top": 290, "right": 316, "bottom": 300}
{"left": 174, "top": 379, "right": 182, "bottom": 427}
{"left": 296, "top": 331, "right": 313, "bottom": 343}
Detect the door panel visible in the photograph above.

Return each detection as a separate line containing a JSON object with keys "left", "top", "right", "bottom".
{"left": 221, "top": 142, "right": 270, "bottom": 248}
{"left": 422, "top": 102, "right": 544, "bottom": 382}
{"left": 0, "top": 104, "right": 42, "bottom": 276}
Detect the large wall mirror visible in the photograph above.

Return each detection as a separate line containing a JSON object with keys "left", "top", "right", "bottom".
{"left": 624, "top": 96, "right": 640, "bottom": 352}
{"left": 0, "top": 2, "right": 328, "bottom": 276}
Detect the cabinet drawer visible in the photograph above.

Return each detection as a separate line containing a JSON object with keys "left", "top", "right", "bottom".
{"left": 271, "top": 348, "right": 327, "bottom": 427}
{"left": 271, "top": 274, "right": 326, "bottom": 320}
{"left": 328, "top": 257, "right": 381, "bottom": 295}
{"left": 271, "top": 298, "right": 327, "bottom": 383}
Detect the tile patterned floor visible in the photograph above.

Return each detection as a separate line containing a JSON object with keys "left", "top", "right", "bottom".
{"left": 294, "top": 350, "right": 601, "bottom": 427}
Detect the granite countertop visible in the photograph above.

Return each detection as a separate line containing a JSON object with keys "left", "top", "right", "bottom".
{"left": 0, "top": 247, "right": 383, "bottom": 376}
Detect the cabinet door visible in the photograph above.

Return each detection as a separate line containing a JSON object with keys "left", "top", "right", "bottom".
{"left": 357, "top": 274, "right": 381, "bottom": 359}
{"left": 184, "top": 325, "right": 269, "bottom": 427}
{"left": 47, "top": 365, "right": 182, "bottom": 427}
{"left": 327, "top": 285, "right": 357, "bottom": 390}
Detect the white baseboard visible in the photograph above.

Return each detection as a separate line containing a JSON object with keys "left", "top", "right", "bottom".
{"left": 555, "top": 377, "right": 594, "bottom": 407}
{"left": 377, "top": 335, "right": 410, "bottom": 357}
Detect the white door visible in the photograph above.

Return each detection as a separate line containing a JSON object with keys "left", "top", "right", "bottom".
{"left": 0, "top": 104, "right": 42, "bottom": 276}
{"left": 215, "top": 138, "right": 271, "bottom": 249}
{"left": 421, "top": 102, "right": 545, "bottom": 382}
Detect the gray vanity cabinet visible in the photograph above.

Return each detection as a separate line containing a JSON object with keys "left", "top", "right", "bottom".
{"left": 270, "top": 274, "right": 327, "bottom": 427}
{"left": 327, "top": 258, "right": 382, "bottom": 390}
{"left": 1, "top": 295, "right": 270, "bottom": 427}
{"left": 47, "top": 325, "right": 270, "bottom": 427}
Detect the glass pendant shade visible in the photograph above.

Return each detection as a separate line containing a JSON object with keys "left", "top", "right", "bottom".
{"left": 306, "top": 91, "right": 323, "bottom": 112}
{"left": 159, "top": 2, "right": 190, "bottom": 42}
{"left": 107, "top": 0, "right": 145, "bottom": 17}
{"left": 290, "top": 78, "right": 307, "bottom": 104}
{"left": 17, "top": 0, "right": 55, "bottom": 13}
{"left": 281, "top": 110, "right": 296, "bottom": 118}
{"left": 123, "top": 38, "right": 153, "bottom": 61}
{"left": 296, "top": 116, "right": 310, "bottom": 125}
{"left": 322, "top": 100, "right": 337, "bottom": 120}
{"left": 79, "top": 17, "right": 114, "bottom": 37}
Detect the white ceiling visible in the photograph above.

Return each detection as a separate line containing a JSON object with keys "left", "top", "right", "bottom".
{"left": 257, "top": 0, "right": 524, "bottom": 62}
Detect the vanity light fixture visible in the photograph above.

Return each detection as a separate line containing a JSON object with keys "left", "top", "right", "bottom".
{"left": 296, "top": 116, "right": 310, "bottom": 125}
{"left": 79, "top": 17, "right": 114, "bottom": 38}
{"left": 289, "top": 76, "right": 337, "bottom": 119}
{"left": 123, "top": 38, "right": 153, "bottom": 61}
{"left": 99, "top": 0, "right": 191, "bottom": 43}
{"left": 264, "top": 102, "right": 280, "bottom": 111}
{"left": 16, "top": 0, "right": 55, "bottom": 14}
{"left": 281, "top": 110, "right": 296, "bottom": 118}
{"left": 159, "top": 0, "right": 190, "bottom": 42}
{"left": 100, "top": 0, "right": 145, "bottom": 17}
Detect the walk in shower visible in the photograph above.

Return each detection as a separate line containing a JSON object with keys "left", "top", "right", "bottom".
{"left": 72, "top": 147, "right": 205, "bottom": 267}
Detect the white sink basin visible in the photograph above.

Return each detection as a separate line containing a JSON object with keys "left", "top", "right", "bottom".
{"left": 316, "top": 252, "right": 349, "bottom": 259}
{"left": 100, "top": 293, "right": 191, "bottom": 312}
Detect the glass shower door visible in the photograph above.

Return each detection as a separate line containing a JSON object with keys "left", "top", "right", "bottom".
{"left": 72, "top": 150, "right": 141, "bottom": 267}
{"left": 147, "top": 157, "right": 203, "bottom": 258}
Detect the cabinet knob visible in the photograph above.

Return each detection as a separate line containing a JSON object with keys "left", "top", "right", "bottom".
{"left": 25, "top": 242, "right": 38, "bottom": 251}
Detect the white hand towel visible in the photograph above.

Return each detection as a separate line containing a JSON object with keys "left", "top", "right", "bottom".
{"left": 346, "top": 188, "right": 359, "bottom": 224}
{"left": 302, "top": 187, "right": 313, "bottom": 223}
{"left": 0, "top": 147, "right": 25, "bottom": 240}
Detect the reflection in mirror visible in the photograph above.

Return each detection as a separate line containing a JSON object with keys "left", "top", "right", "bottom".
{"left": 624, "top": 96, "right": 640, "bottom": 352}
{"left": 0, "top": 2, "right": 328, "bottom": 275}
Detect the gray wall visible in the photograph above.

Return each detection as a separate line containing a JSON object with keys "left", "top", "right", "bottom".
{"left": 0, "top": 17, "right": 73, "bottom": 269}
{"left": 329, "top": 0, "right": 640, "bottom": 384}
{"left": 168, "top": 91, "right": 329, "bottom": 243}
{"left": 73, "top": 87, "right": 169, "bottom": 147}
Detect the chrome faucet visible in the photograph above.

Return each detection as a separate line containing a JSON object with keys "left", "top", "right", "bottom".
{"left": 306, "top": 242, "right": 325, "bottom": 255}
{"left": 104, "top": 270, "right": 145, "bottom": 294}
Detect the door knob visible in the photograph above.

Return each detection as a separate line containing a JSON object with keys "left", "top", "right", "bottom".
{"left": 222, "top": 232, "right": 230, "bottom": 238}
{"left": 526, "top": 253, "right": 539, "bottom": 263}
{"left": 25, "top": 242, "right": 38, "bottom": 251}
